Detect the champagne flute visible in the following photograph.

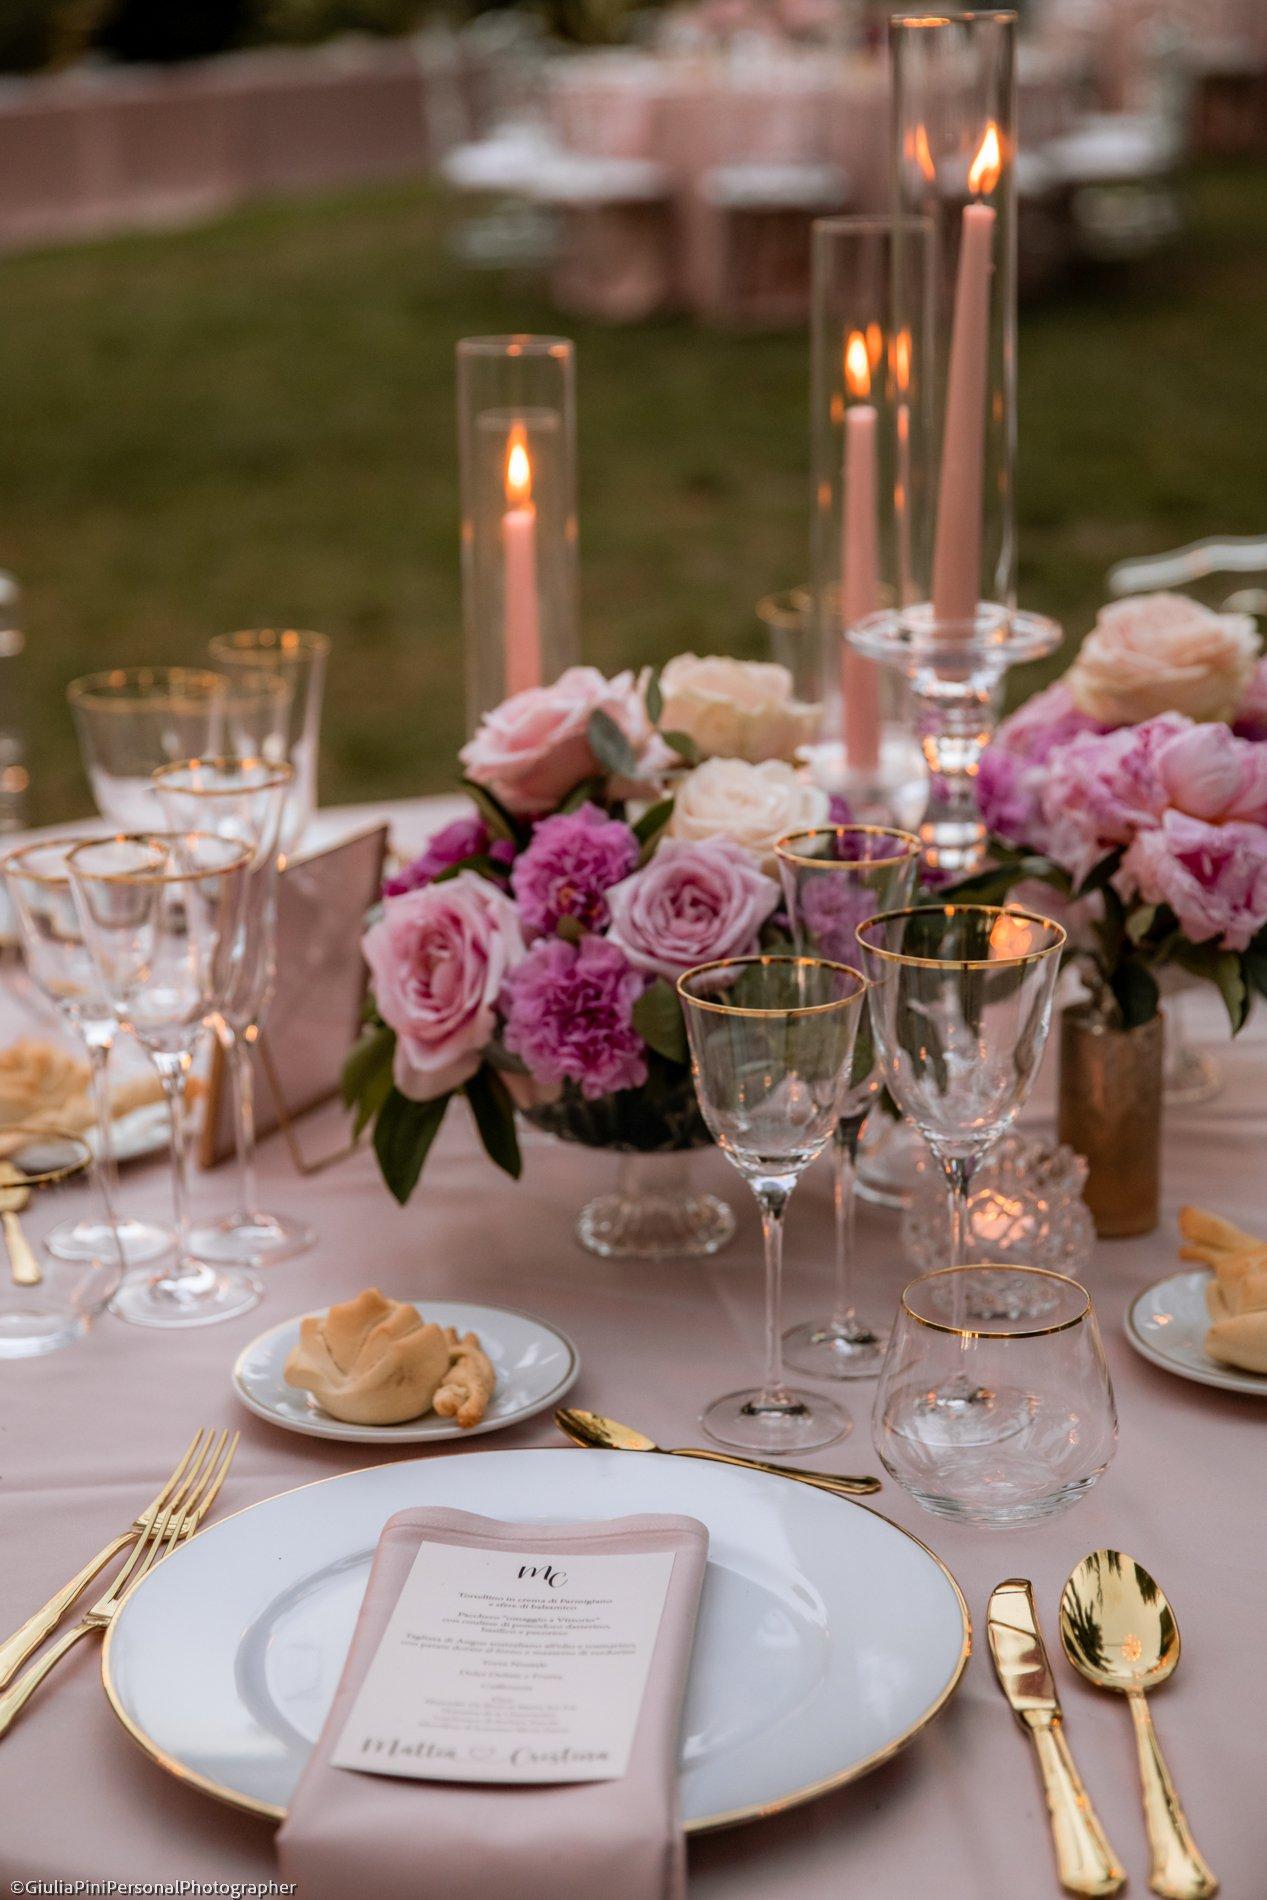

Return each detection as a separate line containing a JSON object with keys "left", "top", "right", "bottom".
{"left": 207, "top": 631, "right": 329, "bottom": 852}
{"left": 775, "top": 824, "right": 921, "bottom": 1378}
{"left": 152, "top": 756, "right": 314, "bottom": 1264}
{"left": 855, "top": 904, "right": 1065, "bottom": 1442}
{"left": 68, "top": 831, "right": 258, "bottom": 1328}
{"left": 677, "top": 955, "right": 867, "bottom": 1453}
{"left": 3, "top": 840, "right": 175, "bottom": 1267}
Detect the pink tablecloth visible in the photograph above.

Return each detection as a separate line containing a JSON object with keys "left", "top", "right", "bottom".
{"left": 1, "top": 798, "right": 1263, "bottom": 1896}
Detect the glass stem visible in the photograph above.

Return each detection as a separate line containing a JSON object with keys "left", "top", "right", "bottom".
{"left": 944, "top": 1153, "right": 976, "bottom": 1329}
{"left": 829, "top": 1115, "right": 863, "bottom": 1330}
{"left": 151, "top": 1050, "right": 195, "bottom": 1280}
{"left": 757, "top": 1183, "right": 793, "bottom": 1407}
{"left": 228, "top": 1025, "right": 260, "bottom": 1223}
{"left": 81, "top": 1026, "right": 118, "bottom": 1221}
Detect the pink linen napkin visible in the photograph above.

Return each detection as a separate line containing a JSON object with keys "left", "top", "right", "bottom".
{"left": 276, "top": 1505, "right": 709, "bottom": 1900}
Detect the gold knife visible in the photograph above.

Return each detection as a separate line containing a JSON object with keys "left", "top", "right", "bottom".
{"left": 987, "top": 1577, "right": 1127, "bottom": 1897}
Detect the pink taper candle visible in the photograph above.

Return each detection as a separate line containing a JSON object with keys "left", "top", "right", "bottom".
{"left": 841, "top": 330, "right": 881, "bottom": 773}
{"left": 931, "top": 124, "right": 1002, "bottom": 632}
{"left": 502, "top": 426, "right": 541, "bottom": 697}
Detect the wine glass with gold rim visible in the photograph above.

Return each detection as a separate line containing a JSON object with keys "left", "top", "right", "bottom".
{"left": 775, "top": 824, "right": 921, "bottom": 1379}
{"left": 677, "top": 954, "right": 867, "bottom": 1454}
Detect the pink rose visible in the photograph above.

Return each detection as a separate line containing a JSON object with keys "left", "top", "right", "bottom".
{"left": 1121, "top": 812, "right": 1267, "bottom": 952}
{"left": 1066, "top": 593, "right": 1259, "bottom": 725}
{"left": 606, "top": 837, "right": 780, "bottom": 979}
{"left": 1155, "top": 723, "right": 1267, "bottom": 824}
{"left": 363, "top": 872, "right": 525, "bottom": 1100}
{"left": 459, "top": 668, "right": 649, "bottom": 817}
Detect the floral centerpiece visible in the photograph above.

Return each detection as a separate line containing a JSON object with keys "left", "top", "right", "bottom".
{"left": 342, "top": 657, "right": 828, "bottom": 1247}
{"left": 950, "top": 591, "right": 1267, "bottom": 1236}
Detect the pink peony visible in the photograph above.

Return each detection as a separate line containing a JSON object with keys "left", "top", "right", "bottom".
{"left": 1040, "top": 716, "right": 1187, "bottom": 884}
{"left": 1155, "top": 723, "right": 1267, "bottom": 824}
{"left": 363, "top": 872, "right": 525, "bottom": 1101}
{"left": 978, "top": 681, "right": 1104, "bottom": 845}
{"left": 606, "top": 837, "right": 780, "bottom": 979}
{"left": 459, "top": 668, "right": 649, "bottom": 817}
{"left": 1121, "top": 812, "right": 1267, "bottom": 952}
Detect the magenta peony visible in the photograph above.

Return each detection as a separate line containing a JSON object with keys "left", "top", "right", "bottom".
{"left": 382, "top": 816, "right": 513, "bottom": 897}
{"left": 502, "top": 936, "right": 648, "bottom": 1097}
{"left": 459, "top": 668, "right": 649, "bottom": 817}
{"left": 1121, "top": 812, "right": 1267, "bottom": 952}
{"left": 362, "top": 872, "right": 525, "bottom": 1100}
{"left": 510, "top": 804, "right": 639, "bottom": 935}
{"left": 605, "top": 837, "right": 779, "bottom": 979}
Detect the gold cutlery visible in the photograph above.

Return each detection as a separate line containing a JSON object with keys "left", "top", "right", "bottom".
{"left": 0, "top": 1429, "right": 235, "bottom": 1723}
{"left": 0, "top": 1160, "right": 40, "bottom": 1287}
{"left": 555, "top": 1406, "right": 881, "bottom": 1496}
{"left": 1061, "top": 1551, "right": 1219, "bottom": 1900}
{"left": 987, "top": 1577, "right": 1126, "bottom": 1896}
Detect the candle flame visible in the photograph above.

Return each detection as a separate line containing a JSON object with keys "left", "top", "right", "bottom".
{"left": 505, "top": 426, "right": 532, "bottom": 506}
{"left": 968, "top": 121, "right": 1003, "bottom": 196}
{"left": 891, "top": 326, "right": 912, "bottom": 393}
{"left": 908, "top": 122, "right": 936, "bottom": 182}
{"left": 989, "top": 908, "right": 1036, "bottom": 958}
{"left": 844, "top": 330, "right": 871, "bottom": 400}
{"left": 865, "top": 322, "right": 884, "bottom": 372}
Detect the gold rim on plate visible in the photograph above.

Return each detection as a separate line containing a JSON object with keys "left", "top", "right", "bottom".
{"left": 100, "top": 1450, "right": 971, "bottom": 1833}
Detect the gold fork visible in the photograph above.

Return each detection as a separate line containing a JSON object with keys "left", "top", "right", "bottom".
{"left": 0, "top": 1428, "right": 210, "bottom": 1690}
{"left": 0, "top": 1429, "right": 238, "bottom": 1739}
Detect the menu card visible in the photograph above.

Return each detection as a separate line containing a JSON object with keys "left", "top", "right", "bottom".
{"left": 331, "top": 1538, "right": 677, "bottom": 1785}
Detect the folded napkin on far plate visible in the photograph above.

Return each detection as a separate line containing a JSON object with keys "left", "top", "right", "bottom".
{"left": 276, "top": 1505, "right": 709, "bottom": 1900}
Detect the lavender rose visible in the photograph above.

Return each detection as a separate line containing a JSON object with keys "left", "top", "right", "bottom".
{"left": 459, "top": 667, "right": 649, "bottom": 817}
{"left": 363, "top": 872, "right": 525, "bottom": 1101}
{"left": 605, "top": 838, "right": 780, "bottom": 979}
{"left": 511, "top": 804, "right": 639, "bottom": 936}
{"left": 501, "top": 936, "right": 648, "bottom": 1098}
{"left": 1121, "top": 812, "right": 1267, "bottom": 953}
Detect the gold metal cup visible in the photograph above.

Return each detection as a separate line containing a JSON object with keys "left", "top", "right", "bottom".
{"left": 1058, "top": 1005, "right": 1163, "bottom": 1239}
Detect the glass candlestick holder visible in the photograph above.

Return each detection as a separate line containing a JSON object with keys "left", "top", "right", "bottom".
{"left": 457, "top": 335, "right": 580, "bottom": 728}
{"left": 809, "top": 215, "right": 930, "bottom": 830}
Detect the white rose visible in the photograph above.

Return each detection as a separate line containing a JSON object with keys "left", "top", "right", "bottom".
{"left": 1066, "top": 593, "right": 1259, "bottom": 725}
{"left": 668, "top": 758, "right": 830, "bottom": 868}
{"left": 659, "top": 654, "right": 820, "bottom": 764}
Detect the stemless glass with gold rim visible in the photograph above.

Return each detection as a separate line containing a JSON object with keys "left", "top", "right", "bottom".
{"left": 68, "top": 831, "right": 257, "bottom": 1329}
{"left": 677, "top": 955, "right": 867, "bottom": 1453}
{"left": 873, "top": 1265, "right": 1117, "bottom": 1526}
{"left": 856, "top": 904, "right": 1065, "bottom": 1438}
{"left": 775, "top": 825, "right": 921, "bottom": 1379}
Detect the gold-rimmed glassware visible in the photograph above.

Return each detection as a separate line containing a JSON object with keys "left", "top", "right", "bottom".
{"left": 2, "top": 839, "right": 175, "bottom": 1269}
{"left": 775, "top": 824, "right": 922, "bottom": 1381}
{"left": 874, "top": 1265, "right": 1117, "bottom": 1526}
{"left": 0, "top": 1127, "right": 125, "bottom": 1357}
{"left": 856, "top": 903, "right": 1065, "bottom": 1439}
{"left": 152, "top": 756, "right": 312, "bottom": 1266}
{"left": 677, "top": 954, "right": 867, "bottom": 1454}
{"left": 207, "top": 631, "right": 329, "bottom": 851}
{"left": 68, "top": 831, "right": 257, "bottom": 1329}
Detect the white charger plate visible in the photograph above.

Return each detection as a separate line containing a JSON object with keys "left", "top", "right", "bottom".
{"left": 102, "top": 1449, "right": 969, "bottom": 1832}
{"left": 232, "top": 1301, "right": 580, "bottom": 1443}
{"left": 1126, "top": 1269, "right": 1267, "bottom": 1398}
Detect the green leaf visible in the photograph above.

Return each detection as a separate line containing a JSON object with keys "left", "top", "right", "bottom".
{"left": 1214, "top": 952, "right": 1250, "bottom": 1035}
{"left": 660, "top": 728, "right": 701, "bottom": 767}
{"left": 1125, "top": 904, "right": 1158, "bottom": 945}
{"left": 1109, "top": 959, "right": 1160, "bottom": 1030}
{"left": 1243, "top": 943, "right": 1267, "bottom": 1002}
{"left": 464, "top": 1066, "right": 523, "bottom": 1180}
{"left": 941, "top": 855, "right": 1066, "bottom": 907}
{"left": 1074, "top": 848, "right": 1124, "bottom": 900}
{"left": 587, "top": 708, "right": 638, "bottom": 779}
{"left": 372, "top": 1089, "right": 450, "bottom": 1205}
{"left": 341, "top": 1023, "right": 395, "bottom": 1110}
{"left": 459, "top": 778, "right": 521, "bottom": 845}
{"left": 631, "top": 979, "right": 690, "bottom": 1065}
{"left": 558, "top": 775, "right": 606, "bottom": 814}
{"left": 430, "top": 853, "right": 510, "bottom": 886}
{"left": 633, "top": 796, "right": 674, "bottom": 863}
{"left": 645, "top": 667, "right": 664, "bottom": 727}
{"left": 353, "top": 1054, "right": 396, "bottom": 1138}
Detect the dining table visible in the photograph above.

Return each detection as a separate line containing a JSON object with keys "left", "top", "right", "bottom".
{"left": 1, "top": 794, "right": 1263, "bottom": 1896}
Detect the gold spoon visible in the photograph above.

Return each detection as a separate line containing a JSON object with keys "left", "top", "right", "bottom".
{"left": 555, "top": 1406, "right": 881, "bottom": 1496}
{"left": 1060, "top": 1550, "right": 1218, "bottom": 1899}
{"left": 0, "top": 1162, "right": 41, "bottom": 1288}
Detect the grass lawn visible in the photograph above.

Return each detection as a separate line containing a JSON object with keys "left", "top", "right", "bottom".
{"left": 4, "top": 162, "right": 1267, "bottom": 824}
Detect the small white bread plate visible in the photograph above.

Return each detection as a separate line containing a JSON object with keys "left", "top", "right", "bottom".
{"left": 103, "top": 1449, "right": 969, "bottom": 1832}
{"left": 232, "top": 1301, "right": 580, "bottom": 1444}
{"left": 1126, "top": 1269, "right": 1267, "bottom": 1399}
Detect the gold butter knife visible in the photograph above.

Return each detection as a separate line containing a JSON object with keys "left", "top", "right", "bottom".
{"left": 987, "top": 1577, "right": 1127, "bottom": 1897}
{"left": 555, "top": 1406, "right": 880, "bottom": 1495}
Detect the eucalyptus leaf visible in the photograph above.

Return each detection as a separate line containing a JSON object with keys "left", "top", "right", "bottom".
{"left": 660, "top": 728, "right": 701, "bottom": 766}
{"left": 645, "top": 667, "right": 664, "bottom": 727}
{"left": 587, "top": 708, "right": 638, "bottom": 779}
